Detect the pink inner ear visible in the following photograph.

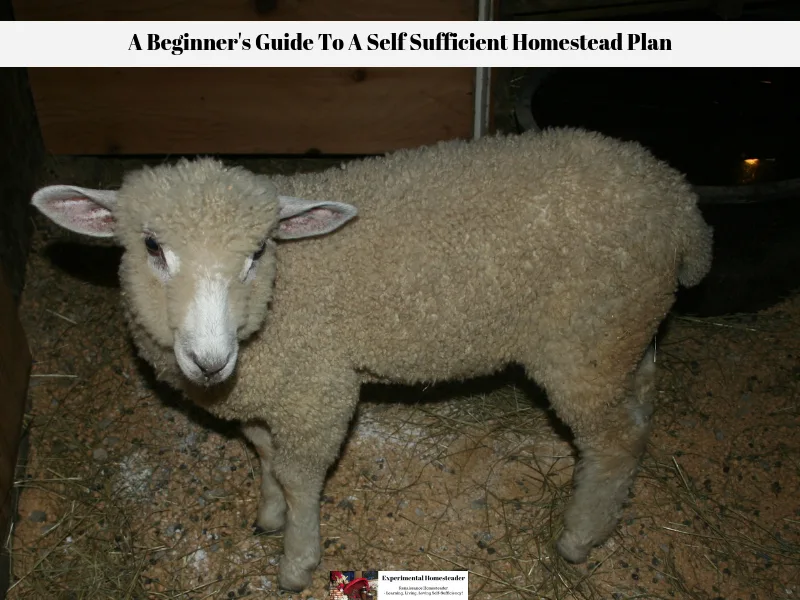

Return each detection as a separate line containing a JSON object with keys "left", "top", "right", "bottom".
{"left": 54, "top": 198, "right": 114, "bottom": 235}
{"left": 279, "top": 207, "right": 338, "bottom": 236}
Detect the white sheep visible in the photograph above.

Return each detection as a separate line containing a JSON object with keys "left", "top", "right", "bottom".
{"left": 31, "top": 127, "right": 713, "bottom": 592}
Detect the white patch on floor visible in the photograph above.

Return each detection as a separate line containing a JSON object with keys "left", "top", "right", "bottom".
{"left": 188, "top": 548, "right": 207, "bottom": 571}
{"left": 113, "top": 450, "right": 154, "bottom": 501}
{"left": 352, "top": 409, "right": 426, "bottom": 446}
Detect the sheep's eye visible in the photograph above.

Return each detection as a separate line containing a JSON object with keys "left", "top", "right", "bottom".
{"left": 144, "top": 236, "right": 162, "bottom": 257}
{"left": 252, "top": 242, "right": 267, "bottom": 261}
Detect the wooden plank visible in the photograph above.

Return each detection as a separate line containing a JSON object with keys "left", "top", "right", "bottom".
{"left": 27, "top": 67, "right": 475, "bottom": 155}
{"left": 12, "top": 0, "right": 476, "bottom": 21}
{"left": 0, "top": 263, "right": 31, "bottom": 586}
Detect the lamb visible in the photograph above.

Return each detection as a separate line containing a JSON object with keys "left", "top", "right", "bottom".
{"left": 31, "top": 127, "right": 713, "bottom": 592}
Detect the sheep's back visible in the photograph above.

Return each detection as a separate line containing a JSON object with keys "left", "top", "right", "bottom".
{"left": 264, "top": 128, "right": 700, "bottom": 383}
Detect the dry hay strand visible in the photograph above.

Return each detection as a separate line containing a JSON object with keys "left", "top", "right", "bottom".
{"left": 9, "top": 475, "right": 152, "bottom": 599}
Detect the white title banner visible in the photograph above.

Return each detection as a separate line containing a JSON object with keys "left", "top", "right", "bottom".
{"left": 1, "top": 20, "right": 797, "bottom": 67}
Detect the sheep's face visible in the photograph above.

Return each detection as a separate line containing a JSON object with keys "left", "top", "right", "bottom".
{"left": 124, "top": 232, "right": 275, "bottom": 387}
{"left": 31, "top": 158, "right": 357, "bottom": 388}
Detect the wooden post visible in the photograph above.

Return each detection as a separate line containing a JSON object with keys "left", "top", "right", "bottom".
{"left": 0, "top": 264, "right": 32, "bottom": 599}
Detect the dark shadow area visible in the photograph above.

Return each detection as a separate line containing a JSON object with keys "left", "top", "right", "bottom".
{"left": 676, "top": 198, "right": 800, "bottom": 316}
{"left": 0, "top": 67, "right": 42, "bottom": 302}
{"left": 359, "top": 365, "right": 574, "bottom": 444}
{"left": 526, "top": 68, "right": 800, "bottom": 187}
{"left": 132, "top": 353, "right": 242, "bottom": 441}
{"left": 44, "top": 242, "right": 123, "bottom": 288}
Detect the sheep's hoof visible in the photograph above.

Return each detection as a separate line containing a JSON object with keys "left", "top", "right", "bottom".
{"left": 255, "top": 504, "right": 287, "bottom": 533}
{"left": 252, "top": 521, "right": 283, "bottom": 537}
{"left": 278, "top": 559, "right": 314, "bottom": 592}
{"left": 555, "top": 531, "right": 591, "bottom": 564}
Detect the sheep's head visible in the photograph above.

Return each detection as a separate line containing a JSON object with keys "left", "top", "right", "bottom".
{"left": 31, "top": 158, "right": 357, "bottom": 387}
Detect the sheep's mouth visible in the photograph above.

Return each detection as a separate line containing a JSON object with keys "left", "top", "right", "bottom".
{"left": 173, "top": 338, "right": 239, "bottom": 387}
{"left": 180, "top": 359, "right": 237, "bottom": 387}
{"left": 196, "top": 368, "right": 233, "bottom": 387}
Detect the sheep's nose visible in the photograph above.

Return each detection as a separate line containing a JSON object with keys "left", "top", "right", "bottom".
{"left": 191, "top": 353, "right": 229, "bottom": 377}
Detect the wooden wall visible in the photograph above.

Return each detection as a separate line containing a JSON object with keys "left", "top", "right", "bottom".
{"left": 13, "top": 0, "right": 478, "bottom": 156}
{"left": 24, "top": 67, "right": 476, "bottom": 156}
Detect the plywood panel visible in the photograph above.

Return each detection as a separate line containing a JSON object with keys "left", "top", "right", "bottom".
{"left": 12, "top": 0, "right": 476, "bottom": 21}
{"left": 27, "top": 67, "right": 475, "bottom": 155}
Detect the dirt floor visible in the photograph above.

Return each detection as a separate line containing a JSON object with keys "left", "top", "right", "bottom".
{"left": 6, "top": 154, "right": 800, "bottom": 600}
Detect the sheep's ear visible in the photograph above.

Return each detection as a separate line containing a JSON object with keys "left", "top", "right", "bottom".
{"left": 31, "top": 185, "right": 118, "bottom": 238}
{"left": 276, "top": 196, "right": 357, "bottom": 240}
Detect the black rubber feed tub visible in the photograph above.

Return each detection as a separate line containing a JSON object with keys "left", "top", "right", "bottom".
{"left": 515, "top": 67, "right": 800, "bottom": 317}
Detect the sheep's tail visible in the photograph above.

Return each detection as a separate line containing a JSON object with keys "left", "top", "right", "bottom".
{"left": 676, "top": 206, "right": 714, "bottom": 288}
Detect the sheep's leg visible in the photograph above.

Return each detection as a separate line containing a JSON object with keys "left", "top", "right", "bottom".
{"left": 268, "top": 382, "right": 357, "bottom": 592}
{"left": 547, "top": 346, "right": 656, "bottom": 563}
{"left": 271, "top": 459, "right": 327, "bottom": 591}
{"left": 242, "top": 422, "right": 287, "bottom": 533}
